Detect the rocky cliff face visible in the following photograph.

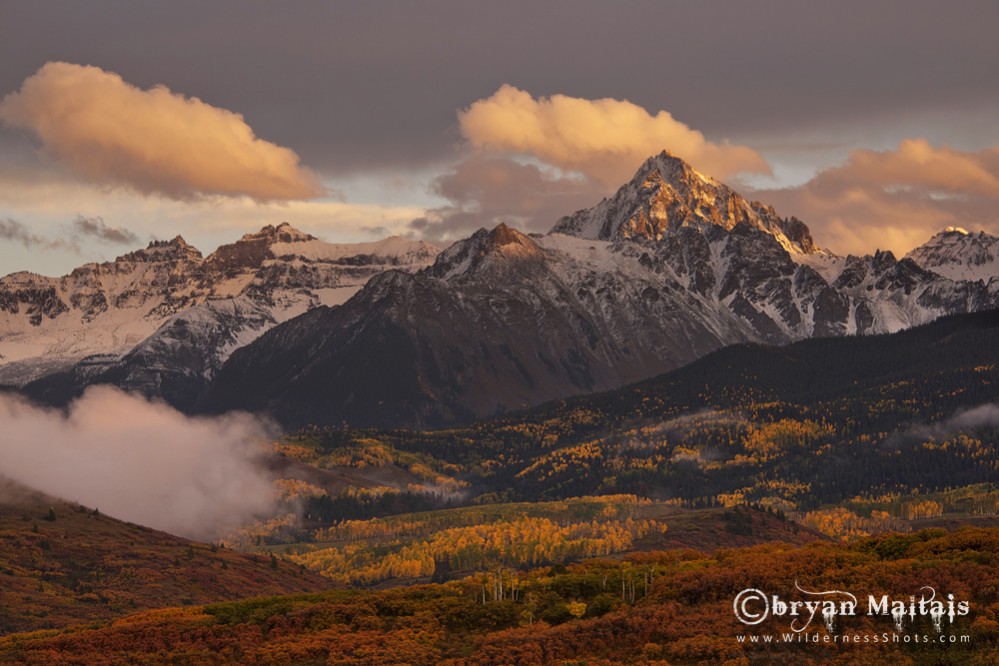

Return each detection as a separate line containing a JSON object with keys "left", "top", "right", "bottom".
{"left": 198, "top": 152, "right": 999, "bottom": 429}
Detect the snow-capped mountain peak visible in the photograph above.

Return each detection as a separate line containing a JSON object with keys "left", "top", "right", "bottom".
{"left": 551, "top": 150, "right": 818, "bottom": 255}
{"left": 205, "top": 223, "right": 318, "bottom": 273}
{"left": 905, "top": 228, "right": 999, "bottom": 282}
{"left": 427, "top": 224, "right": 545, "bottom": 280}
{"left": 237, "top": 222, "right": 317, "bottom": 244}
{"left": 116, "top": 236, "right": 203, "bottom": 263}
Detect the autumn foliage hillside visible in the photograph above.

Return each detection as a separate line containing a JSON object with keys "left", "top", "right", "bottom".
{"left": 0, "top": 479, "right": 331, "bottom": 635}
{"left": 279, "top": 498, "right": 821, "bottom": 586}
{"left": 2, "top": 527, "right": 996, "bottom": 664}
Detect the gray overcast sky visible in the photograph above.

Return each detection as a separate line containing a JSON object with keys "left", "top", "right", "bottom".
{"left": 2, "top": 1, "right": 998, "bottom": 274}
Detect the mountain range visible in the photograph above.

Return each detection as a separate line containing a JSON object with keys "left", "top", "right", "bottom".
{"left": 6, "top": 151, "right": 999, "bottom": 427}
{"left": 2, "top": 224, "right": 439, "bottom": 408}
{"left": 198, "top": 152, "right": 999, "bottom": 428}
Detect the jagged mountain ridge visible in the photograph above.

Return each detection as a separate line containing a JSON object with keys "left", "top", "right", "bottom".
{"left": 1, "top": 223, "right": 440, "bottom": 401}
{"left": 198, "top": 151, "right": 999, "bottom": 429}
{"left": 0, "top": 236, "right": 205, "bottom": 384}
{"left": 904, "top": 226, "right": 999, "bottom": 282}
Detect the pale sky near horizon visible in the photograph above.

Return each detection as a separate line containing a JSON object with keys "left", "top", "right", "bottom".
{"left": 2, "top": 1, "right": 998, "bottom": 276}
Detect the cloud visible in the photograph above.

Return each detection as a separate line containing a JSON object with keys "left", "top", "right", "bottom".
{"left": 424, "top": 86, "right": 772, "bottom": 238}
{"left": 458, "top": 85, "right": 770, "bottom": 187}
{"left": 0, "top": 215, "right": 139, "bottom": 254}
{"left": 823, "top": 139, "right": 999, "bottom": 196}
{"left": 753, "top": 140, "right": 999, "bottom": 256}
{"left": 889, "top": 402, "right": 999, "bottom": 453}
{"left": 0, "top": 217, "right": 67, "bottom": 251}
{"left": 949, "top": 403, "right": 999, "bottom": 430}
{"left": 0, "top": 387, "right": 279, "bottom": 540}
{"left": 0, "top": 62, "right": 322, "bottom": 201}
{"left": 69, "top": 215, "right": 139, "bottom": 245}
{"left": 412, "top": 154, "right": 602, "bottom": 238}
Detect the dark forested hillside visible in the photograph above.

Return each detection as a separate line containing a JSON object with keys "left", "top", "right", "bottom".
{"left": 269, "top": 309, "right": 999, "bottom": 534}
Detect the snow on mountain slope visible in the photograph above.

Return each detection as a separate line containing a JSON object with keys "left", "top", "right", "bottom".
{"left": 1, "top": 223, "right": 441, "bottom": 393}
{"left": 905, "top": 227, "right": 999, "bottom": 282}
{"left": 270, "top": 236, "right": 441, "bottom": 264}
{"left": 0, "top": 237, "right": 205, "bottom": 384}
{"left": 791, "top": 250, "right": 846, "bottom": 284}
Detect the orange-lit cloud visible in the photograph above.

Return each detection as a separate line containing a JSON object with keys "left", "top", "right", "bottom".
{"left": 811, "top": 139, "right": 999, "bottom": 196}
{"left": 0, "top": 62, "right": 322, "bottom": 201}
{"left": 459, "top": 85, "right": 770, "bottom": 186}
{"left": 755, "top": 140, "right": 999, "bottom": 256}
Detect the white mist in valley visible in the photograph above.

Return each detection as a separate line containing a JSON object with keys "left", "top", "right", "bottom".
{"left": 0, "top": 386, "right": 279, "bottom": 540}
{"left": 949, "top": 403, "right": 999, "bottom": 429}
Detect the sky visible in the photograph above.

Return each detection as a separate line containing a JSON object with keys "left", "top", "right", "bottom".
{"left": 2, "top": 0, "right": 998, "bottom": 276}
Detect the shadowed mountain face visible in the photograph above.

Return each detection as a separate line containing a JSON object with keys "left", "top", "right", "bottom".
{"left": 198, "top": 224, "right": 756, "bottom": 427}
{"left": 198, "top": 152, "right": 999, "bottom": 429}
